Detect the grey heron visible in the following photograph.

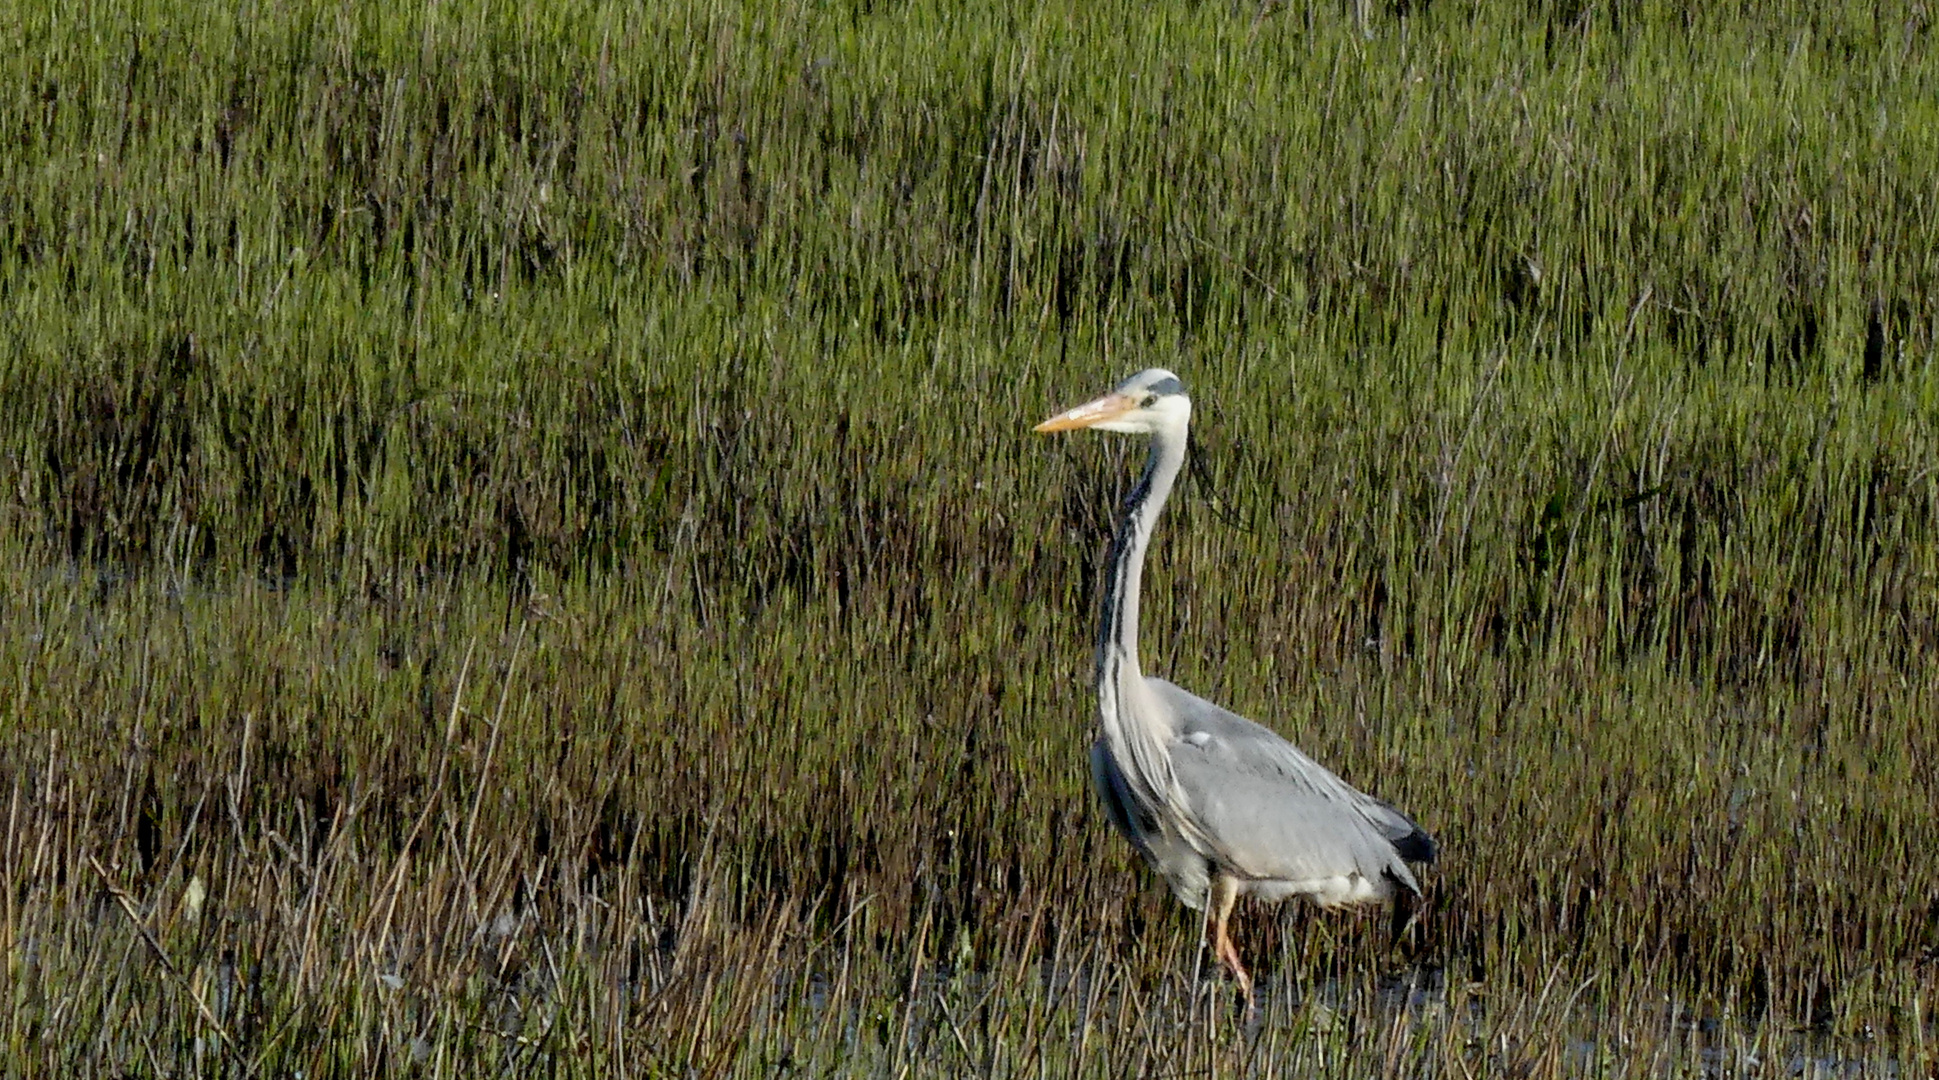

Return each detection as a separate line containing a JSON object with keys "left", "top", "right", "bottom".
{"left": 1037, "top": 368, "right": 1437, "bottom": 1005}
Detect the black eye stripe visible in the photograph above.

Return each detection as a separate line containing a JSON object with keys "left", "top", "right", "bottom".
{"left": 1146, "top": 375, "right": 1184, "bottom": 396}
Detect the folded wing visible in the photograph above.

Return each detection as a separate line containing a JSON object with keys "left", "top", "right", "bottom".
{"left": 1147, "top": 678, "right": 1435, "bottom": 901}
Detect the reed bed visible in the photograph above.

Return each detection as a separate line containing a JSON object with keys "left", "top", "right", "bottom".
{"left": 2, "top": 0, "right": 1936, "bottom": 1074}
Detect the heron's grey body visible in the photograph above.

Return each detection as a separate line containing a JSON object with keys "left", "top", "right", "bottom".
{"left": 1039, "top": 368, "right": 1435, "bottom": 1003}
{"left": 1092, "top": 678, "right": 1431, "bottom": 911}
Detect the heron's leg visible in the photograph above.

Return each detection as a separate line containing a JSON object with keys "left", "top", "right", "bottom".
{"left": 1209, "top": 874, "right": 1252, "bottom": 1005}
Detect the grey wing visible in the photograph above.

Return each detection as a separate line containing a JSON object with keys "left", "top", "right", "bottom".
{"left": 1148, "top": 678, "right": 1434, "bottom": 895}
{"left": 1090, "top": 736, "right": 1211, "bottom": 910}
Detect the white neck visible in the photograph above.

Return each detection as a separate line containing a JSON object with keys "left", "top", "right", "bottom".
{"left": 1094, "top": 419, "right": 1188, "bottom": 757}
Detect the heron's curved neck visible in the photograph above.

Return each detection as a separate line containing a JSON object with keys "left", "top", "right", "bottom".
{"left": 1096, "top": 423, "right": 1186, "bottom": 693}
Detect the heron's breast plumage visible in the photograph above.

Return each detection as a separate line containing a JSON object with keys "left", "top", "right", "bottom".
{"left": 1089, "top": 735, "right": 1212, "bottom": 910}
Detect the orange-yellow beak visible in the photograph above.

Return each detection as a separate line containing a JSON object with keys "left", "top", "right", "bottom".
{"left": 1034, "top": 392, "right": 1138, "bottom": 433}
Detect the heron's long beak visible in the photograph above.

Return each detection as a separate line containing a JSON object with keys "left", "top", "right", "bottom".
{"left": 1035, "top": 392, "right": 1137, "bottom": 433}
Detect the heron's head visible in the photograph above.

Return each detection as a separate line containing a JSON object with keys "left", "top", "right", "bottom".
{"left": 1035, "top": 368, "right": 1190, "bottom": 436}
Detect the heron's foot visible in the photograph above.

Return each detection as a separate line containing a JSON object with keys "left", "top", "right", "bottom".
{"left": 1232, "top": 973, "right": 1256, "bottom": 1019}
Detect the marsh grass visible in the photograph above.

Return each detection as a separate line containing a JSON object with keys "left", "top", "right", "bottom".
{"left": 3, "top": 0, "right": 1938, "bottom": 1074}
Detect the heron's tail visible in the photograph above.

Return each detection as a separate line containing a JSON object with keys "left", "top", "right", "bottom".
{"left": 1367, "top": 796, "right": 1438, "bottom": 865}
{"left": 1390, "top": 823, "right": 1438, "bottom": 866}
{"left": 1374, "top": 806, "right": 1435, "bottom": 947}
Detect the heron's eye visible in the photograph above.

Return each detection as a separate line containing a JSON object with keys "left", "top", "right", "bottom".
{"left": 1141, "top": 394, "right": 1158, "bottom": 408}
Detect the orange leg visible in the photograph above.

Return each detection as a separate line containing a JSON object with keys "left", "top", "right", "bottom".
{"left": 1209, "top": 874, "right": 1253, "bottom": 1007}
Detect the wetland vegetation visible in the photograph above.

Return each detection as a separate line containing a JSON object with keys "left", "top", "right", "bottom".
{"left": 3, "top": 0, "right": 1937, "bottom": 1074}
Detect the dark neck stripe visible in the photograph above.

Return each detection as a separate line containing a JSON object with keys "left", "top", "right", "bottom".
{"left": 1095, "top": 457, "right": 1156, "bottom": 669}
